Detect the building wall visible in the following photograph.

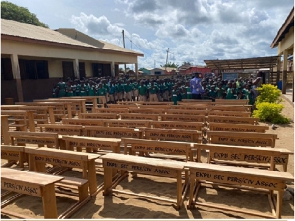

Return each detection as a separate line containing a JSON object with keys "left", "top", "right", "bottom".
{"left": 278, "top": 26, "right": 294, "bottom": 55}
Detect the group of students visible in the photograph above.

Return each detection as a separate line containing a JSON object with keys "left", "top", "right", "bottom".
{"left": 52, "top": 72, "right": 262, "bottom": 105}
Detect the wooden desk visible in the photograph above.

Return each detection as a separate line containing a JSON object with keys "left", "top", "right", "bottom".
{"left": 144, "top": 128, "right": 202, "bottom": 143}
{"left": 25, "top": 147, "right": 99, "bottom": 196}
{"left": 105, "top": 119, "right": 151, "bottom": 128}
{"left": 1, "top": 145, "right": 25, "bottom": 168}
{"left": 84, "top": 126, "right": 143, "bottom": 139}
{"left": 185, "top": 162, "right": 293, "bottom": 218}
{"left": 193, "top": 143, "right": 292, "bottom": 171}
{"left": 206, "top": 131, "right": 278, "bottom": 148}
{"left": 62, "top": 135, "right": 121, "bottom": 153}
{"left": 122, "top": 138, "right": 193, "bottom": 161}
{"left": 208, "top": 122, "right": 269, "bottom": 133}
{"left": 80, "top": 113, "right": 118, "bottom": 119}
{"left": 207, "top": 116, "right": 259, "bottom": 125}
{"left": 9, "top": 131, "right": 59, "bottom": 148}
{"left": 151, "top": 121, "right": 204, "bottom": 131}
{"left": 120, "top": 113, "right": 159, "bottom": 121}
{"left": 208, "top": 111, "right": 251, "bottom": 117}
{"left": 1, "top": 168, "right": 63, "bottom": 218}
{"left": 101, "top": 153, "right": 188, "bottom": 210}
{"left": 161, "top": 114, "right": 206, "bottom": 122}
{"left": 93, "top": 107, "right": 129, "bottom": 113}
{"left": 62, "top": 118, "right": 105, "bottom": 127}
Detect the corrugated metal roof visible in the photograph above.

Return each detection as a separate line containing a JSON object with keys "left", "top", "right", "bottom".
{"left": 1, "top": 19, "right": 97, "bottom": 49}
{"left": 56, "top": 28, "right": 144, "bottom": 56}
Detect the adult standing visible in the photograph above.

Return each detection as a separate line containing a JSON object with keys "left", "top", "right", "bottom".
{"left": 190, "top": 72, "right": 203, "bottom": 99}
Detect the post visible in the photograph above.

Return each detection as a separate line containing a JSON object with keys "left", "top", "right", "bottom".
{"left": 282, "top": 50, "right": 288, "bottom": 94}
{"left": 276, "top": 57, "right": 281, "bottom": 85}
{"left": 135, "top": 63, "right": 138, "bottom": 80}
{"left": 74, "top": 59, "right": 80, "bottom": 79}
{"left": 111, "top": 61, "right": 115, "bottom": 77}
{"left": 11, "top": 54, "right": 24, "bottom": 102}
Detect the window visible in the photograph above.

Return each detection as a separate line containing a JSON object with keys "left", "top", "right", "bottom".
{"left": 1, "top": 58, "right": 13, "bottom": 80}
{"left": 19, "top": 59, "right": 49, "bottom": 79}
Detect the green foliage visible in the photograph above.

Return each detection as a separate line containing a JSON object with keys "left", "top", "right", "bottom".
{"left": 256, "top": 84, "right": 282, "bottom": 104}
{"left": 253, "top": 102, "right": 290, "bottom": 124}
{"left": 161, "top": 62, "right": 179, "bottom": 68}
{"left": 1, "top": 1, "right": 48, "bottom": 28}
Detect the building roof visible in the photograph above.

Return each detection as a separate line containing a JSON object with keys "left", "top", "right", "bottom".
{"left": 204, "top": 56, "right": 279, "bottom": 70}
{"left": 1, "top": 19, "right": 97, "bottom": 49}
{"left": 56, "top": 28, "right": 144, "bottom": 56}
{"left": 271, "top": 7, "right": 294, "bottom": 48}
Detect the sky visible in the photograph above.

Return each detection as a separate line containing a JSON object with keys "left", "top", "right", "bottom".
{"left": 2, "top": 0, "right": 294, "bottom": 69}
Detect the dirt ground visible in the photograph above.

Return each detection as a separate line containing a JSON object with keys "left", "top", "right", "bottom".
{"left": 1, "top": 96, "right": 294, "bottom": 219}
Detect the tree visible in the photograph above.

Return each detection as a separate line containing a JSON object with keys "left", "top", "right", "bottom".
{"left": 161, "top": 62, "right": 179, "bottom": 68}
{"left": 181, "top": 61, "right": 192, "bottom": 66}
{"left": 1, "top": 1, "right": 49, "bottom": 28}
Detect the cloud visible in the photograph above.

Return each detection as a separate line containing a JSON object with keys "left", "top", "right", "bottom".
{"left": 71, "top": 12, "right": 122, "bottom": 37}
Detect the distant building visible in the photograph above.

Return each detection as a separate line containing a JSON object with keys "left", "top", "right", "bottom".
{"left": 178, "top": 65, "right": 212, "bottom": 76}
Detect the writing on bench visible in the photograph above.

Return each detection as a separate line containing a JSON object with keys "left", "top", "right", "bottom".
{"left": 34, "top": 155, "right": 82, "bottom": 167}
{"left": 2, "top": 181, "right": 40, "bottom": 196}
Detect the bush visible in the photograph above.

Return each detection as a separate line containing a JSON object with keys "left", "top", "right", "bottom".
{"left": 256, "top": 84, "right": 282, "bottom": 104}
{"left": 253, "top": 102, "right": 290, "bottom": 124}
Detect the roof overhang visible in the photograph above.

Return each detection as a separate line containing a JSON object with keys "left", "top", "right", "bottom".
{"left": 204, "top": 56, "right": 279, "bottom": 70}
{"left": 271, "top": 7, "right": 294, "bottom": 48}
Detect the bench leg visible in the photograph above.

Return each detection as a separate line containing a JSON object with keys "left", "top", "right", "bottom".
{"left": 276, "top": 190, "right": 283, "bottom": 218}
{"left": 176, "top": 171, "right": 182, "bottom": 210}
{"left": 187, "top": 176, "right": 195, "bottom": 209}
{"left": 42, "top": 184, "right": 58, "bottom": 218}
{"left": 103, "top": 167, "right": 113, "bottom": 196}
{"left": 78, "top": 183, "right": 89, "bottom": 202}
{"left": 87, "top": 160, "right": 98, "bottom": 196}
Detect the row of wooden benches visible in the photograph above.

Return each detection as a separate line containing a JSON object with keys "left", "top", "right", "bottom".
{"left": 2, "top": 147, "right": 293, "bottom": 219}
{"left": 5, "top": 124, "right": 277, "bottom": 148}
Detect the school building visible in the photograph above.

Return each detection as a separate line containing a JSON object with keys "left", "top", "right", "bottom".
{"left": 1, "top": 19, "right": 143, "bottom": 102}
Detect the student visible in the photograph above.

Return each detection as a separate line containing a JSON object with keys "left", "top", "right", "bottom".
{"left": 185, "top": 81, "right": 192, "bottom": 99}
{"left": 208, "top": 85, "right": 217, "bottom": 101}
{"left": 149, "top": 81, "right": 159, "bottom": 102}
{"left": 116, "top": 81, "right": 124, "bottom": 101}
{"left": 124, "top": 80, "right": 133, "bottom": 101}
{"left": 138, "top": 81, "right": 148, "bottom": 101}
{"left": 66, "top": 81, "right": 74, "bottom": 97}
{"left": 57, "top": 78, "right": 66, "bottom": 97}
{"left": 108, "top": 81, "right": 116, "bottom": 104}
{"left": 225, "top": 82, "right": 235, "bottom": 99}
{"left": 52, "top": 85, "right": 58, "bottom": 98}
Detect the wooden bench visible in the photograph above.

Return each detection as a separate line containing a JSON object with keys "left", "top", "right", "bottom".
{"left": 128, "top": 108, "right": 166, "bottom": 114}
{"left": 1, "top": 145, "right": 25, "bottom": 168}
{"left": 79, "top": 113, "right": 118, "bottom": 119}
{"left": 214, "top": 99, "right": 249, "bottom": 105}
{"left": 161, "top": 114, "right": 206, "bottom": 123}
{"left": 47, "top": 98, "right": 87, "bottom": 114}
{"left": 104, "top": 119, "right": 151, "bottom": 128}
{"left": 170, "top": 105, "right": 208, "bottom": 110}
{"left": 208, "top": 111, "right": 251, "bottom": 117}
{"left": 120, "top": 113, "right": 159, "bottom": 121}
{"left": 207, "top": 116, "right": 259, "bottom": 125}
{"left": 185, "top": 162, "right": 293, "bottom": 218}
{"left": 1, "top": 168, "right": 63, "bottom": 218}
{"left": 208, "top": 122, "right": 269, "bottom": 133}
{"left": 17, "top": 101, "right": 72, "bottom": 120}
{"left": 2, "top": 105, "right": 56, "bottom": 124}
{"left": 38, "top": 124, "right": 83, "bottom": 135}
{"left": 101, "top": 153, "right": 188, "bottom": 210}
{"left": 193, "top": 143, "right": 292, "bottom": 172}
{"left": 62, "top": 118, "right": 105, "bottom": 126}
{"left": 62, "top": 135, "right": 121, "bottom": 153}
{"left": 144, "top": 128, "right": 202, "bottom": 143}
{"left": 151, "top": 121, "right": 204, "bottom": 131}
{"left": 61, "top": 95, "right": 106, "bottom": 110}
{"left": 107, "top": 104, "right": 142, "bottom": 109}
{"left": 179, "top": 100, "right": 212, "bottom": 103}
{"left": 25, "top": 146, "right": 99, "bottom": 196}
{"left": 166, "top": 109, "right": 208, "bottom": 116}
{"left": 84, "top": 126, "right": 143, "bottom": 139}
{"left": 209, "top": 105, "right": 252, "bottom": 112}
{"left": 1, "top": 110, "right": 33, "bottom": 132}
{"left": 9, "top": 131, "right": 59, "bottom": 148}
{"left": 1, "top": 115, "right": 10, "bottom": 144}
{"left": 206, "top": 131, "right": 278, "bottom": 148}
{"left": 93, "top": 107, "right": 129, "bottom": 113}
{"left": 122, "top": 138, "right": 193, "bottom": 161}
